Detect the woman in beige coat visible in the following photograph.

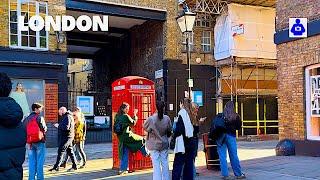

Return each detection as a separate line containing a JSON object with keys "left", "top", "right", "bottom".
{"left": 144, "top": 101, "right": 172, "bottom": 180}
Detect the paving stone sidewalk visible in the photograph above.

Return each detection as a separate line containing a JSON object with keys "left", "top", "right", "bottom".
{"left": 23, "top": 140, "right": 320, "bottom": 180}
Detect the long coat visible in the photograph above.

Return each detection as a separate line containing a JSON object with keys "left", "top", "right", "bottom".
{"left": 115, "top": 114, "right": 144, "bottom": 159}
{"left": 0, "top": 97, "right": 26, "bottom": 180}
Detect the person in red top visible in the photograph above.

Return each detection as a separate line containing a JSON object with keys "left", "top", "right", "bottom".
{"left": 23, "top": 103, "right": 47, "bottom": 180}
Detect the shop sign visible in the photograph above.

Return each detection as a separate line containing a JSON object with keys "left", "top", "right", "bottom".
{"left": 130, "top": 85, "right": 152, "bottom": 90}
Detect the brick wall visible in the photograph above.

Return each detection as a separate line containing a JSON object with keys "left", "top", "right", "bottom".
{"left": 0, "top": 0, "right": 9, "bottom": 47}
{"left": 277, "top": 35, "right": 320, "bottom": 140}
{"left": 130, "top": 21, "right": 164, "bottom": 80}
{"left": 179, "top": 27, "right": 215, "bottom": 66}
{"left": 276, "top": 0, "right": 320, "bottom": 31}
{"left": 0, "top": 0, "right": 66, "bottom": 52}
{"left": 98, "top": 0, "right": 167, "bottom": 9}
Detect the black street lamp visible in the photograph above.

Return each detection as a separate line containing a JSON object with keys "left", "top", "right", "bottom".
{"left": 176, "top": 4, "right": 196, "bottom": 99}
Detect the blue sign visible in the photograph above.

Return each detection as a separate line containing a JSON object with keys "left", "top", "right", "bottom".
{"left": 193, "top": 91, "right": 203, "bottom": 107}
{"left": 77, "top": 96, "right": 94, "bottom": 116}
{"left": 289, "top": 18, "right": 307, "bottom": 38}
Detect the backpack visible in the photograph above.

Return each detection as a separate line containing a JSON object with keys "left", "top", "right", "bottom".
{"left": 113, "top": 118, "right": 123, "bottom": 135}
{"left": 26, "top": 115, "right": 44, "bottom": 144}
{"left": 209, "top": 113, "right": 227, "bottom": 141}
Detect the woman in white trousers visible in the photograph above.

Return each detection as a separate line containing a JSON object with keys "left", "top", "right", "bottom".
{"left": 144, "top": 101, "right": 172, "bottom": 180}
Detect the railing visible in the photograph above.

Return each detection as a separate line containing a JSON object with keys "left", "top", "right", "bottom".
{"left": 242, "top": 119, "right": 279, "bottom": 136}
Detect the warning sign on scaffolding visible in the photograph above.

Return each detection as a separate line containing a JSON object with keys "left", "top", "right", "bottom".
{"left": 311, "top": 75, "right": 320, "bottom": 116}
{"left": 231, "top": 24, "right": 244, "bottom": 36}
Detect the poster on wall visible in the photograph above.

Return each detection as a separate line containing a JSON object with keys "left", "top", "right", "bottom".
{"left": 192, "top": 91, "right": 203, "bottom": 107}
{"left": 77, "top": 96, "right": 94, "bottom": 116}
{"left": 311, "top": 75, "right": 320, "bottom": 116}
{"left": 9, "top": 79, "right": 45, "bottom": 119}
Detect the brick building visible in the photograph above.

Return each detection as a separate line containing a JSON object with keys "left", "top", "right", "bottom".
{"left": 0, "top": 0, "right": 67, "bottom": 146}
{"left": 275, "top": 0, "right": 320, "bottom": 156}
{"left": 0, "top": 0, "right": 217, "bottom": 146}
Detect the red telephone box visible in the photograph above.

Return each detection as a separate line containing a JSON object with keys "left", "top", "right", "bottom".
{"left": 112, "top": 76, "right": 155, "bottom": 171}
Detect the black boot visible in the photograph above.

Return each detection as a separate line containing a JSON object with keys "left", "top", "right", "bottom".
{"left": 49, "top": 166, "right": 59, "bottom": 172}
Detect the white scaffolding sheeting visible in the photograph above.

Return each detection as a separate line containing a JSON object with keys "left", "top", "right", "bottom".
{"left": 214, "top": 3, "right": 276, "bottom": 60}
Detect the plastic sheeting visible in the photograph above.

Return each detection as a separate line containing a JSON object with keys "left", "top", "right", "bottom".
{"left": 214, "top": 3, "right": 276, "bottom": 60}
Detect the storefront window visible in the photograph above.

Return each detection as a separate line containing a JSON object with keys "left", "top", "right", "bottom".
{"left": 9, "top": 79, "right": 45, "bottom": 119}
{"left": 306, "top": 64, "right": 320, "bottom": 140}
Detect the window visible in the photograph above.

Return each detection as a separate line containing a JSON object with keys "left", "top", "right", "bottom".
{"left": 305, "top": 64, "right": 320, "bottom": 141}
{"left": 182, "top": 32, "right": 194, "bottom": 52}
{"left": 201, "top": 31, "right": 212, "bottom": 52}
{"left": 9, "top": 0, "right": 48, "bottom": 50}
{"left": 9, "top": 79, "right": 44, "bottom": 119}
{"left": 195, "top": 16, "right": 211, "bottom": 28}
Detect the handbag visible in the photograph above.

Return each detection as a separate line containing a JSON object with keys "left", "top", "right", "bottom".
{"left": 169, "top": 135, "right": 176, "bottom": 150}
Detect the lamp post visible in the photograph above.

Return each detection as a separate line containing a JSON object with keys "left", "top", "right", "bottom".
{"left": 176, "top": 4, "right": 196, "bottom": 99}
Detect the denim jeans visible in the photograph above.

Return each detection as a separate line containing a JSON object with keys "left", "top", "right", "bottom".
{"left": 172, "top": 138, "right": 197, "bottom": 180}
{"left": 28, "top": 142, "right": 46, "bottom": 180}
{"left": 217, "top": 134, "right": 242, "bottom": 177}
{"left": 150, "top": 150, "right": 170, "bottom": 180}
{"left": 120, "top": 145, "right": 148, "bottom": 171}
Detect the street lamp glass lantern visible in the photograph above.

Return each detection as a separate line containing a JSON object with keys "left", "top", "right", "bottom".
{"left": 56, "top": 31, "right": 66, "bottom": 44}
{"left": 176, "top": 12, "right": 196, "bottom": 33}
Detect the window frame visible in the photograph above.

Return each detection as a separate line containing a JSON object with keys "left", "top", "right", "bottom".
{"left": 9, "top": 0, "right": 48, "bottom": 51}
{"left": 305, "top": 63, "right": 320, "bottom": 141}
{"left": 201, "top": 31, "right": 212, "bottom": 53}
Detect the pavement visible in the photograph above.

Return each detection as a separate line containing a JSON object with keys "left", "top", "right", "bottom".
{"left": 23, "top": 140, "right": 320, "bottom": 180}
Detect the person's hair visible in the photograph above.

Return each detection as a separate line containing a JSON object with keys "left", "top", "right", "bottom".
{"left": 181, "top": 98, "right": 196, "bottom": 124}
{"left": 116, "top": 102, "right": 129, "bottom": 117}
{"left": 32, "top": 103, "right": 43, "bottom": 111}
{"left": 72, "top": 107, "right": 82, "bottom": 112}
{"left": 223, "top": 101, "right": 238, "bottom": 121}
{"left": 15, "top": 82, "right": 24, "bottom": 92}
{"left": 0, "top": 73, "right": 12, "bottom": 97}
{"left": 190, "top": 102, "right": 199, "bottom": 125}
{"left": 156, "top": 101, "right": 165, "bottom": 120}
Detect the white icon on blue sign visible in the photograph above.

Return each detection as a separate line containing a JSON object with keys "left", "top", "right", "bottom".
{"left": 289, "top": 18, "right": 307, "bottom": 38}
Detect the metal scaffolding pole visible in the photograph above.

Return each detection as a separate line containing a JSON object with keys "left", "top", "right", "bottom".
{"left": 256, "top": 62, "right": 260, "bottom": 135}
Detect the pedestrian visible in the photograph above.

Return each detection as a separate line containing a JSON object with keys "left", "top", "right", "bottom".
{"left": 0, "top": 73, "right": 26, "bottom": 180}
{"left": 73, "top": 107, "right": 87, "bottom": 168}
{"left": 144, "top": 101, "right": 172, "bottom": 180}
{"left": 49, "top": 107, "right": 78, "bottom": 172}
{"left": 23, "top": 103, "right": 47, "bottom": 180}
{"left": 172, "top": 98, "right": 196, "bottom": 180}
{"left": 60, "top": 107, "right": 87, "bottom": 169}
{"left": 190, "top": 102, "right": 206, "bottom": 178}
{"left": 216, "top": 101, "right": 246, "bottom": 179}
{"left": 114, "top": 102, "right": 148, "bottom": 175}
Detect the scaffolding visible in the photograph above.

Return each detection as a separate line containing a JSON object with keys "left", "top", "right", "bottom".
{"left": 183, "top": 0, "right": 278, "bottom": 136}
{"left": 215, "top": 57, "right": 278, "bottom": 136}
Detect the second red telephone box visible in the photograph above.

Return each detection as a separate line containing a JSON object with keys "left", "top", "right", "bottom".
{"left": 112, "top": 76, "right": 155, "bottom": 171}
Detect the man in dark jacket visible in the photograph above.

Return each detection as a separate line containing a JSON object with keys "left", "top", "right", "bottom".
{"left": 49, "top": 107, "right": 78, "bottom": 172}
{"left": 0, "top": 73, "right": 27, "bottom": 180}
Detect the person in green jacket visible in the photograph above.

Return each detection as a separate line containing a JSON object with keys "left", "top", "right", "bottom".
{"left": 115, "top": 102, "right": 148, "bottom": 175}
